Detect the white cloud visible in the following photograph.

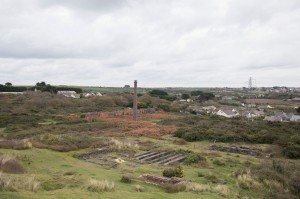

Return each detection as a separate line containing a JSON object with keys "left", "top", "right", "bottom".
{"left": 0, "top": 0, "right": 300, "bottom": 87}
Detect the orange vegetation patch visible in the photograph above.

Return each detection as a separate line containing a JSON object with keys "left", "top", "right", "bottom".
{"left": 0, "top": 95, "right": 14, "bottom": 103}
{"left": 140, "top": 112, "right": 179, "bottom": 120}
{"left": 86, "top": 111, "right": 178, "bottom": 138}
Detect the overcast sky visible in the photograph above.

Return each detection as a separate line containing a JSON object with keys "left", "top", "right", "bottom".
{"left": 0, "top": 0, "right": 300, "bottom": 87}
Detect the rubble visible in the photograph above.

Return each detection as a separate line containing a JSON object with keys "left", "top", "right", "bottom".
{"left": 76, "top": 149, "right": 110, "bottom": 159}
{"left": 208, "top": 145, "right": 261, "bottom": 156}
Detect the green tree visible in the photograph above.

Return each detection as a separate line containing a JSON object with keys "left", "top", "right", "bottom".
{"left": 149, "top": 89, "right": 177, "bottom": 101}
{"left": 197, "top": 92, "right": 215, "bottom": 102}
{"left": 5, "top": 82, "right": 12, "bottom": 87}
{"left": 41, "top": 84, "right": 57, "bottom": 93}
{"left": 137, "top": 102, "right": 147, "bottom": 109}
{"left": 149, "top": 89, "right": 168, "bottom": 97}
{"left": 191, "top": 90, "right": 203, "bottom": 96}
{"left": 181, "top": 93, "right": 190, "bottom": 100}
{"left": 296, "top": 107, "right": 300, "bottom": 114}
{"left": 36, "top": 81, "right": 46, "bottom": 87}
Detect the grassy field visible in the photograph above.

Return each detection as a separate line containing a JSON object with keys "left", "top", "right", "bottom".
{"left": 3, "top": 132, "right": 294, "bottom": 198}
{"left": 0, "top": 136, "right": 269, "bottom": 199}
{"left": 1, "top": 93, "right": 300, "bottom": 199}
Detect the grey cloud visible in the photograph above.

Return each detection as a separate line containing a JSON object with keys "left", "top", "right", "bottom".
{"left": 0, "top": 0, "right": 300, "bottom": 87}
{"left": 39, "top": 0, "right": 128, "bottom": 12}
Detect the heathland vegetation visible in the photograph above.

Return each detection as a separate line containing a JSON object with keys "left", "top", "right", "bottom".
{"left": 0, "top": 88, "right": 300, "bottom": 199}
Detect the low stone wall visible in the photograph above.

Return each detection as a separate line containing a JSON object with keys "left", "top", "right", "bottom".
{"left": 209, "top": 145, "right": 261, "bottom": 156}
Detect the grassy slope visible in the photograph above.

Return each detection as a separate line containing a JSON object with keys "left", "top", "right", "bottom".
{"left": 0, "top": 145, "right": 228, "bottom": 199}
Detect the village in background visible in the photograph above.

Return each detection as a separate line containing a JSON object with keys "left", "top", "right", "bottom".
{"left": 0, "top": 80, "right": 300, "bottom": 199}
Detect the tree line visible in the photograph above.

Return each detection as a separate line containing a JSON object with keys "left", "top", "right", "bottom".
{"left": 0, "top": 82, "right": 82, "bottom": 93}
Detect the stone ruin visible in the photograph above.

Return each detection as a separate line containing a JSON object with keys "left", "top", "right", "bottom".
{"left": 208, "top": 145, "right": 261, "bottom": 156}
{"left": 135, "top": 151, "right": 186, "bottom": 165}
{"left": 76, "top": 149, "right": 110, "bottom": 160}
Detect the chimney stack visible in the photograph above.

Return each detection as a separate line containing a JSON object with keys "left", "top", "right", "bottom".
{"left": 133, "top": 80, "right": 138, "bottom": 121}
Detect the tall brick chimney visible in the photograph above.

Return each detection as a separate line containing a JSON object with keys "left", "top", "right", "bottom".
{"left": 133, "top": 80, "right": 137, "bottom": 121}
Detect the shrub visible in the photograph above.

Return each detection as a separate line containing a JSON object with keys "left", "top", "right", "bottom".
{"left": 0, "top": 172, "right": 15, "bottom": 191}
{"left": 162, "top": 183, "right": 186, "bottom": 193}
{"left": 0, "top": 140, "right": 32, "bottom": 150}
{"left": 0, "top": 154, "right": 25, "bottom": 174}
{"left": 120, "top": 175, "right": 132, "bottom": 183}
{"left": 0, "top": 172, "right": 39, "bottom": 192}
{"left": 163, "top": 166, "right": 184, "bottom": 178}
{"left": 272, "top": 160, "right": 284, "bottom": 174}
{"left": 205, "top": 175, "right": 218, "bottom": 184}
{"left": 213, "top": 159, "right": 225, "bottom": 166}
{"left": 173, "top": 139, "right": 188, "bottom": 145}
{"left": 197, "top": 172, "right": 205, "bottom": 177}
{"left": 212, "top": 185, "right": 230, "bottom": 197}
{"left": 64, "top": 171, "right": 76, "bottom": 176}
{"left": 41, "top": 180, "right": 65, "bottom": 191}
{"left": 86, "top": 179, "right": 115, "bottom": 192}
{"left": 289, "top": 173, "right": 300, "bottom": 196}
{"left": 185, "top": 153, "right": 206, "bottom": 164}
{"left": 236, "top": 170, "right": 261, "bottom": 190}
{"left": 137, "top": 102, "right": 148, "bottom": 109}
{"left": 24, "top": 176, "right": 40, "bottom": 192}
{"left": 186, "top": 182, "right": 211, "bottom": 193}
{"left": 283, "top": 145, "right": 300, "bottom": 159}
{"left": 108, "top": 138, "right": 139, "bottom": 153}
{"left": 134, "top": 184, "right": 144, "bottom": 192}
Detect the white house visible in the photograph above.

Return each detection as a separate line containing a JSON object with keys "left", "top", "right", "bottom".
{"left": 243, "top": 110, "right": 264, "bottom": 118}
{"left": 57, "top": 91, "right": 80, "bottom": 98}
{"left": 216, "top": 109, "right": 239, "bottom": 118}
{"left": 291, "top": 115, "right": 300, "bottom": 122}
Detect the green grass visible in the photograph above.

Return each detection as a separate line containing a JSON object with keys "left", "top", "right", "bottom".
{"left": 0, "top": 145, "right": 227, "bottom": 199}
{"left": 74, "top": 86, "right": 148, "bottom": 94}
{"left": 1, "top": 134, "right": 298, "bottom": 198}
{"left": 38, "top": 119, "right": 57, "bottom": 125}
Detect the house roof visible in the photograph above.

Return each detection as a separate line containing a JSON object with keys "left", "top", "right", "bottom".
{"left": 264, "top": 116, "right": 282, "bottom": 122}
{"left": 219, "top": 109, "right": 238, "bottom": 116}
{"left": 291, "top": 115, "right": 300, "bottom": 122}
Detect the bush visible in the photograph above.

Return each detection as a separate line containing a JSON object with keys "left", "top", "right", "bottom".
{"left": 162, "top": 183, "right": 186, "bottom": 193}
{"left": 0, "top": 172, "right": 15, "bottom": 191}
{"left": 173, "top": 139, "right": 188, "bottom": 145}
{"left": 205, "top": 175, "right": 219, "bottom": 184}
{"left": 137, "top": 102, "right": 148, "bottom": 109}
{"left": 134, "top": 184, "right": 144, "bottom": 192}
{"left": 197, "top": 172, "right": 205, "bottom": 177}
{"left": 163, "top": 166, "right": 184, "bottom": 178}
{"left": 186, "top": 182, "right": 211, "bottom": 193}
{"left": 0, "top": 140, "right": 32, "bottom": 150}
{"left": 185, "top": 153, "right": 206, "bottom": 164}
{"left": 120, "top": 175, "right": 132, "bottom": 183}
{"left": 86, "top": 179, "right": 115, "bottom": 192}
{"left": 0, "top": 172, "right": 39, "bottom": 192}
{"left": 213, "top": 159, "right": 225, "bottom": 166}
{"left": 289, "top": 173, "right": 300, "bottom": 196}
{"left": 283, "top": 145, "right": 300, "bottom": 159}
{"left": 24, "top": 176, "right": 40, "bottom": 192}
{"left": 0, "top": 154, "right": 25, "bottom": 174}
{"left": 64, "top": 171, "right": 76, "bottom": 176}
{"left": 41, "top": 180, "right": 65, "bottom": 191}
